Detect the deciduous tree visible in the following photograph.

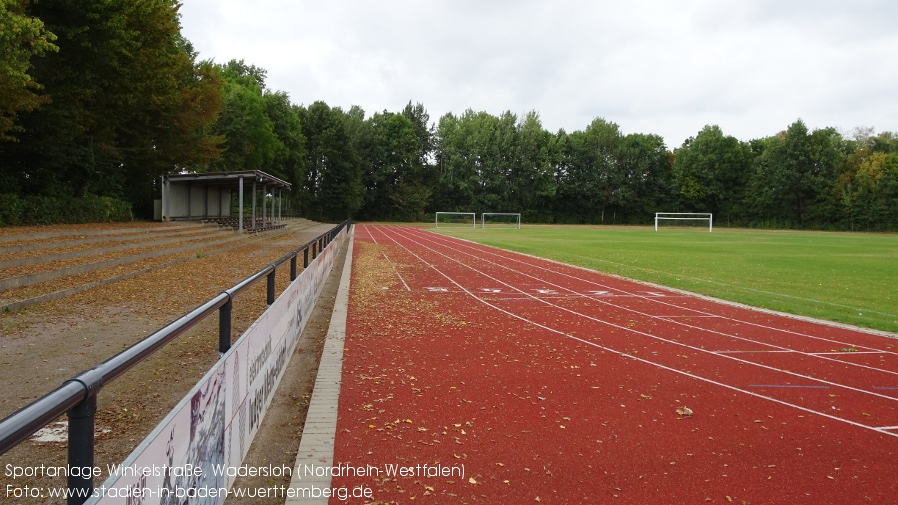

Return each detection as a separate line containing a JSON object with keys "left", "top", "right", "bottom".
{"left": 671, "top": 125, "right": 749, "bottom": 222}
{"left": 0, "top": 0, "right": 57, "bottom": 141}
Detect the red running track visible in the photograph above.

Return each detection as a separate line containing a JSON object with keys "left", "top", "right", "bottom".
{"left": 330, "top": 225, "right": 898, "bottom": 504}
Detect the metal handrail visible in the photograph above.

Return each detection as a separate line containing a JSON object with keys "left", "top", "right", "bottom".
{"left": 0, "top": 219, "right": 351, "bottom": 504}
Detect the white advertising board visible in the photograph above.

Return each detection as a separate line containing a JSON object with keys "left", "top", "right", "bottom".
{"left": 85, "top": 228, "right": 345, "bottom": 505}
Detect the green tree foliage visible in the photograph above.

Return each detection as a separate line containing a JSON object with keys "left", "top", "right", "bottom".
{"left": 1, "top": 2, "right": 896, "bottom": 231}
{"left": 513, "top": 111, "right": 558, "bottom": 221}
{"left": 355, "top": 110, "right": 425, "bottom": 221}
{"left": 402, "top": 102, "right": 435, "bottom": 170}
{"left": 120, "top": 37, "right": 224, "bottom": 217}
{"left": 433, "top": 109, "right": 489, "bottom": 212}
{"left": 0, "top": 0, "right": 223, "bottom": 218}
{"left": 833, "top": 129, "right": 898, "bottom": 230}
{"left": 882, "top": 154, "right": 898, "bottom": 226}
{"left": 264, "top": 90, "right": 307, "bottom": 209}
{"left": 751, "top": 120, "right": 845, "bottom": 228}
{"left": 297, "top": 102, "right": 363, "bottom": 220}
{"left": 617, "top": 133, "right": 672, "bottom": 220}
{"left": 672, "top": 125, "right": 750, "bottom": 222}
{"left": 210, "top": 59, "right": 282, "bottom": 172}
{"left": 0, "top": 0, "right": 57, "bottom": 141}
{"left": 556, "top": 118, "right": 625, "bottom": 223}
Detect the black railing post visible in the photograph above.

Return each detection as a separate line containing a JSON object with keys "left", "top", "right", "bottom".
{"left": 303, "top": 247, "right": 309, "bottom": 268}
{"left": 67, "top": 395, "right": 97, "bottom": 505}
{"left": 290, "top": 255, "right": 297, "bottom": 281}
{"left": 63, "top": 368, "right": 104, "bottom": 505}
{"left": 218, "top": 294, "right": 232, "bottom": 356}
{"left": 312, "top": 241, "right": 318, "bottom": 260}
{"left": 266, "top": 268, "right": 276, "bottom": 305}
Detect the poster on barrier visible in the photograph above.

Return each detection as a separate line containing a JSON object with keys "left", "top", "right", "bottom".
{"left": 86, "top": 227, "right": 346, "bottom": 505}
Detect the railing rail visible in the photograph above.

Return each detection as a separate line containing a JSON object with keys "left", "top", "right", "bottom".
{"left": 0, "top": 219, "right": 351, "bottom": 504}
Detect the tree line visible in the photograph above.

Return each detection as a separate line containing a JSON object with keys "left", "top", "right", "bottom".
{"left": 2, "top": 1, "right": 897, "bottom": 230}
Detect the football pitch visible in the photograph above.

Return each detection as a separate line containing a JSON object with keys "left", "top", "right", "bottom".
{"left": 434, "top": 225, "right": 898, "bottom": 334}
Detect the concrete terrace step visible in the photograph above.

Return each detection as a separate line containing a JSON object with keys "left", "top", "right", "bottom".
{"left": 0, "top": 232, "right": 244, "bottom": 292}
{"left": 0, "top": 221, "right": 206, "bottom": 246}
{"left": 0, "top": 227, "right": 235, "bottom": 270}
{"left": 0, "top": 218, "right": 324, "bottom": 312}
{"left": 0, "top": 222, "right": 212, "bottom": 255}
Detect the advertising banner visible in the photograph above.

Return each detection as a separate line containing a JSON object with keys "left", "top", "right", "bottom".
{"left": 85, "top": 228, "right": 345, "bottom": 505}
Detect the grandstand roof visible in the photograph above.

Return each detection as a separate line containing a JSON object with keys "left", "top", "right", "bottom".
{"left": 162, "top": 170, "right": 291, "bottom": 189}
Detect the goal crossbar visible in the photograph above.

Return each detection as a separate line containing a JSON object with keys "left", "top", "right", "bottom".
{"left": 654, "top": 212, "right": 713, "bottom": 232}
{"left": 435, "top": 212, "right": 476, "bottom": 228}
{"left": 481, "top": 212, "right": 521, "bottom": 229}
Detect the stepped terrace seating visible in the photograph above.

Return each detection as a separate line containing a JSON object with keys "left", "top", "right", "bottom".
{"left": 202, "top": 217, "right": 287, "bottom": 233}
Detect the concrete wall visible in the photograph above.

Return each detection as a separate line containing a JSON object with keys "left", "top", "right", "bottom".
{"left": 164, "top": 183, "right": 232, "bottom": 220}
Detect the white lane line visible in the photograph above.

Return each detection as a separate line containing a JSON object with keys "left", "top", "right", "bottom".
{"left": 714, "top": 350, "right": 796, "bottom": 354}
{"left": 375, "top": 225, "right": 898, "bottom": 438}
{"left": 529, "top": 247, "right": 898, "bottom": 318}
{"left": 363, "top": 224, "right": 411, "bottom": 291}
{"left": 395, "top": 227, "right": 898, "bottom": 400}
{"left": 416, "top": 228, "right": 897, "bottom": 351}
{"left": 409, "top": 228, "right": 898, "bottom": 378}
{"left": 812, "top": 351, "right": 885, "bottom": 355}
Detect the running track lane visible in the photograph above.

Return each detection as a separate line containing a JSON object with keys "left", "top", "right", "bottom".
{"left": 330, "top": 225, "right": 898, "bottom": 504}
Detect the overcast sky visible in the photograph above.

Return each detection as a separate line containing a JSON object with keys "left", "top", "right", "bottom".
{"left": 179, "top": 0, "right": 898, "bottom": 148}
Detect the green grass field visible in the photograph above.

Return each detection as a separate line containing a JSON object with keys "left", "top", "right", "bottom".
{"left": 434, "top": 225, "right": 898, "bottom": 334}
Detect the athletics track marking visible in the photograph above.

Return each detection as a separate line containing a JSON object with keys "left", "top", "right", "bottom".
{"left": 395, "top": 226, "right": 898, "bottom": 394}
{"left": 363, "top": 224, "right": 898, "bottom": 437}
{"left": 405, "top": 225, "right": 898, "bottom": 365}
{"left": 362, "top": 224, "right": 411, "bottom": 291}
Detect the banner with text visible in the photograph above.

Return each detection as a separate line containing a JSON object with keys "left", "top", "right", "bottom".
{"left": 86, "top": 228, "right": 346, "bottom": 505}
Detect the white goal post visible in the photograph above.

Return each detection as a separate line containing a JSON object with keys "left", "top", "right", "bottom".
{"left": 481, "top": 213, "right": 521, "bottom": 229}
{"left": 654, "top": 212, "right": 713, "bottom": 232}
{"left": 435, "top": 212, "right": 476, "bottom": 228}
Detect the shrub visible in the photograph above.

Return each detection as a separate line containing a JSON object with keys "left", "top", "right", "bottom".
{"left": 0, "top": 194, "right": 132, "bottom": 227}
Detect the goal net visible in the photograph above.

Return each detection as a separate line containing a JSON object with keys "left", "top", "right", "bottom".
{"left": 654, "top": 212, "right": 713, "bottom": 232}
{"left": 481, "top": 213, "right": 521, "bottom": 229}
{"left": 435, "top": 212, "right": 476, "bottom": 228}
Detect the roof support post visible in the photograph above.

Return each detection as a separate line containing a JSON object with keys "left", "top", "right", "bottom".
{"left": 186, "top": 182, "right": 192, "bottom": 220}
{"left": 262, "top": 184, "right": 267, "bottom": 225}
{"left": 161, "top": 175, "right": 169, "bottom": 221}
{"left": 238, "top": 177, "right": 244, "bottom": 233}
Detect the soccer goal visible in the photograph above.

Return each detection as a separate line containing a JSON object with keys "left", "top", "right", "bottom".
{"left": 481, "top": 213, "right": 521, "bottom": 229}
{"left": 654, "top": 212, "right": 713, "bottom": 232}
{"left": 435, "top": 212, "right": 476, "bottom": 228}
